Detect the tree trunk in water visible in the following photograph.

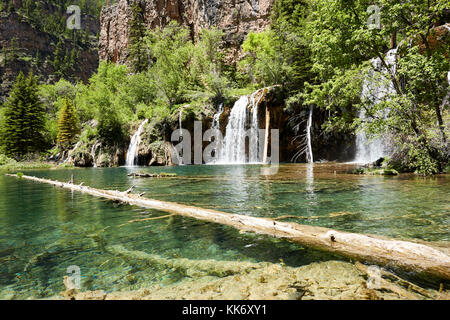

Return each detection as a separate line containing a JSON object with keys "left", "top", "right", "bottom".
{"left": 436, "top": 94, "right": 449, "bottom": 150}
{"left": 6, "top": 173, "right": 450, "bottom": 280}
{"left": 263, "top": 105, "right": 270, "bottom": 163}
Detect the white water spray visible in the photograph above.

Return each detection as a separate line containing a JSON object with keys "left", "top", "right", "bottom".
{"left": 177, "top": 109, "right": 184, "bottom": 165}
{"left": 219, "top": 96, "right": 249, "bottom": 164}
{"left": 354, "top": 48, "right": 397, "bottom": 163}
{"left": 306, "top": 106, "right": 314, "bottom": 163}
{"left": 211, "top": 103, "right": 224, "bottom": 131}
{"left": 126, "top": 119, "right": 148, "bottom": 167}
{"left": 90, "top": 141, "right": 101, "bottom": 168}
{"left": 216, "top": 89, "right": 265, "bottom": 164}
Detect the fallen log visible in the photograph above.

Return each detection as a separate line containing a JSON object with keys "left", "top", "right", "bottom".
{"left": 127, "top": 172, "right": 177, "bottom": 178}
{"left": 6, "top": 173, "right": 450, "bottom": 280}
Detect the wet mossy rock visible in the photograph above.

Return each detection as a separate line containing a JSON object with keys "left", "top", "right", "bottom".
{"left": 352, "top": 157, "right": 399, "bottom": 175}
{"left": 134, "top": 104, "right": 213, "bottom": 166}
{"left": 353, "top": 168, "right": 399, "bottom": 176}
{"left": 127, "top": 172, "right": 177, "bottom": 178}
{"left": 67, "top": 85, "right": 358, "bottom": 167}
{"left": 65, "top": 141, "right": 126, "bottom": 167}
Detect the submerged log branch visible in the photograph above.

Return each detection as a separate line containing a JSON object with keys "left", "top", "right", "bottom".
{"left": 128, "top": 172, "right": 177, "bottom": 178}
{"left": 125, "top": 185, "right": 135, "bottom": 194}
{"left": 125, "top": 214, "right": 175, "bottom": 224}
{"left": 106, "top": 244, "right": 263, "bottom": 277}
{"left": 6, "top": 174, "right": 450, "bottom": 280}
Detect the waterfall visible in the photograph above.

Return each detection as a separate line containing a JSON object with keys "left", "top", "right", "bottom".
{"left": 169, "top": 142, "right": 183, "bottom": 166}
{"left": 215, "top": 89, "right": 265, "bottom": 164}
{"left": 249, "top": 90, "right": 264, "bottom": 163}
{"left": 178, "top": 109, "right": 184, "bottom": 165}
{"left": 211, "top": 103, "right": 224, "bottom": 131}
{"left": 219, "top": 96, "right": 249, "bottom": 164}
{"left": 90, "top": 141, "right": 101, "bottom": 168}
{"left": 306, "top": 105, "right": 314, "bottom": 163}
{"left": 126, "top": 119, "right": 148, "bottom": 167}
{"left": 209, "top": 103, "right": 224, "bottom": 161}
{"left": 64, "top": 141, "right": 82, "bottom": 163}
{"left": 354, "top": 48, "right": 397, "bottom": 163}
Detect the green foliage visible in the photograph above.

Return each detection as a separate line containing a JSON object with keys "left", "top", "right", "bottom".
{"left": 145, "top": 21, "right": 195, "bottom": 106}
{"left": 52, "top": 40, "right": 79, "bottom": 80}
{"left": 128, "top": 1, "right": 150, "bottom": 73}
{"left": 1, "top": 72, "right": 47, "bottom": 159}
{"left": 1, "top": 37, "right": 19, "bottom": 67}
{"left": 241, "top": 30, "right": 284, "bottom": 86}
{"left": 240, "top": 0, "right": 313, "bottom": 107}
{"left": 2, "top": 1, "right": 444, "bottom": 175}
{"left": 191, "top": 28, "right": 230, "bottom": 101}
{"left": 0, "top": 161, "right": 58, "bottom": 172}
{"left": 74, "top": 62, "right": 130, "bottom": 144}
{"left": 301, "top": 0, "right": 449, "bottom": 174}
{"left": 0, "top": 154, "right": 16, "bottom": 166}
{"left": 57, "top": 98, "right": 80, "bottom": 149}
{"left": 97, "top": 103, "right": 124, "bottom": 145}
{"left": 140, "top": 22, "right": 233, "bottom": 107}
{"left": 75, "top": 62, "right": 131, "bottom": 122}
{"left": 6, "top": 0, "right": 107, "bottom": 37}
{"left": 352, "top": 167, "right": 398, "bottom": 176}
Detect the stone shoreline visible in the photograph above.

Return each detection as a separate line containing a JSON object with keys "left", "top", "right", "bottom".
{"left": 53, "top": 260, "right": 449, "bottom": 301}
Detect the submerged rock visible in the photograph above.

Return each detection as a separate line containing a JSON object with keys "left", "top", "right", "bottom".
{"left": 352, "top": 167, "right": 399, "bottom": 176}
{"left": 52, "top": 258, "right": 447, "bottom": 300}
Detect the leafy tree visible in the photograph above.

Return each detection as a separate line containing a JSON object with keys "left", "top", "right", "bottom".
{"left": 57, "top": 98, "right": 80, "bottom": 149}
{"left": 74, "top": 62, "right": 130, "bottom": 144}
{"left": 191, "top": 28, "right": 230, "bottom": 101}
{"left": 240, "top": 0, "right": 313, "bottom": 97}
{"left": 1, "top": 72, "right": 46, "bottom": 158}
{"left": 145, "top": 21, "right": 195, "bottom": 106}
{"left": 240, "top": 30, "right": 287, "bottom": 87}
{"left": 97, "top": 104, "right": 124, "bottom": 145}
{"left": 302, "top": 0, "right": 449, "bottom": 174}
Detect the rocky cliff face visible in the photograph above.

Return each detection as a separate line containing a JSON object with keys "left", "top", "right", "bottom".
{"left": 0, "top": 7, "right": 100, "bottom": 102}
{"left": 99, "top": 0, "right": 274, "bottom": 65}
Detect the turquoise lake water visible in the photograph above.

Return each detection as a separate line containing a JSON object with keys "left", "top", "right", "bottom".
{"left": 0, "top": 164, "right": 448, "bottom": 299}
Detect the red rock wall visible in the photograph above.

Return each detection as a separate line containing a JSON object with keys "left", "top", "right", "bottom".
{"left": 99, "top": 0, "right": 275, "bottom": 65}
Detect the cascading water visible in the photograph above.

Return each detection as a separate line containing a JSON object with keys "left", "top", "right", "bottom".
{"left": 354, "top": 48, "right": 397, "bottom": 163}
{"left": 211, "top": 103, "right": 224, "bottom": 131}
{"left": 208, "top": 103, "right": 224, "bottom": 161}
{"left": 126, "top": 119, "right": 148, "bottom": 167}
{"left": 219, "top": 96, "right": 249, "bottom": 164}
{"left": 216, "top": 89, "right": 265, "bottom": 164}
{"left": 306, "top": 106, "right": 314, "bottom": 163}
{"left": 354, "top": 109, "right": 386, "bottom": 163}
{"left": 177, "top": 109, "right": 184, "bottom": 165}
{"left": 249, "top": 90, "right": 264, "bottom": 163}
{"left": 64, "top": 141, "right": 82, "bottom": 163}
{"left": 290, "top": 106, "right": 315, "bottom": 164}
{"left": 90, "top": 141, "right": 101, "bottom": 168}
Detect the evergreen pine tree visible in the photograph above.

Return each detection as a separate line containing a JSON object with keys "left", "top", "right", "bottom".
{"left": 52, "top": 39, "right": 63, "bottom": 77}
{"left": 2, "top": 72, "right": 46, "bottom": 158}
{"left": 128, "top": 1, "right": 149, "bottom": 73}
{"left": 57, "top": 98, "right": 80, "bottom": 149}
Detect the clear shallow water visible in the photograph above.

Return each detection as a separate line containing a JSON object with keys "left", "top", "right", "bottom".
{"left": 0, "top": 164, "right": 449, "bottom": 299}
